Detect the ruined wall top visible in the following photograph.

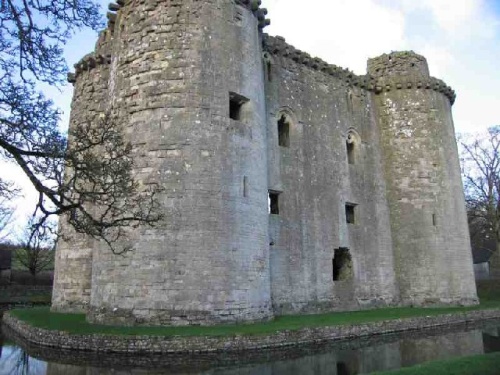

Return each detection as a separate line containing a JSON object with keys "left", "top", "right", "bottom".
{"left": 263, "top": 35, "right": 456, "bottom": 104}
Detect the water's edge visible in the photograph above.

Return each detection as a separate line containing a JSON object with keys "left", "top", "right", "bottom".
{"left": 4, "top": 309, "right": 500, "bottom": 354}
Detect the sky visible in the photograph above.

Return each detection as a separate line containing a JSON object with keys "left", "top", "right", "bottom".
{"left": 2, "top": 0, "right": 500, "bottom": 236}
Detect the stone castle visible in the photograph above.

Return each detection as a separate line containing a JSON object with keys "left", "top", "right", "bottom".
{"left": 52, "top": 0, "right": 479, "bottom": 326}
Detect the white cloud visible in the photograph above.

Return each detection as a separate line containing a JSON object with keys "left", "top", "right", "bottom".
{"left": 394, "top": 0, "right": 498, "bottom": 39}
{"left": 263, "top": 0, "right": 407, "bottom": 74}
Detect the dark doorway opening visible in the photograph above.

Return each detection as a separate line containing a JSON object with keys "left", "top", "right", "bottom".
{"left": 333, "top": 247, "right": 353, "bottom": 281}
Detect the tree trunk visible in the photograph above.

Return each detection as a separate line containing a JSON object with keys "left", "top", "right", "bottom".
{"left": 490, "top": 241, "right": 500, "bottom": 279}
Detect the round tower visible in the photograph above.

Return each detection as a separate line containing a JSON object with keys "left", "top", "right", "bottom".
{"left": 74, "top": 0, "right": 273, "bottom": 325}
{"left": 368, "top": 51, "right": 478, "bottom": 306}
{"left": 51, "top": 31, "right": 113, "bottom": 313}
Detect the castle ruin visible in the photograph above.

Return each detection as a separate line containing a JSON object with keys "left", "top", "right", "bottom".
{"left": 52, "top": 0, "right": 479, "bottom": 326}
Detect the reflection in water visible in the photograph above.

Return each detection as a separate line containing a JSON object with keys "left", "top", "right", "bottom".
{"left": 0, "top": 346, "right": 47, "bottom": 375}
{"left": 0, "top": 321, "right": 499, "bottom": 375}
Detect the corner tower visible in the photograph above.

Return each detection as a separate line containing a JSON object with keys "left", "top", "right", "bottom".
{"left": 369, "top": 52, "right": 478, "bottom": 306}
{"left": 54, "top": 0, "right": 273, "bottom": 326}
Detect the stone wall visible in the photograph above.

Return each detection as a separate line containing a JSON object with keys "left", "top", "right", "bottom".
{"left": 4, "top": 309, "right": 500, "bottom": 354}
{"left": 264, "top": 35, "right": 398, "bottom": 314}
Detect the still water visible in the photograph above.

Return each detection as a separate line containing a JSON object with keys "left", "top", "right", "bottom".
{"left": 0, "top": 321, "right": 499, "bottom": 375}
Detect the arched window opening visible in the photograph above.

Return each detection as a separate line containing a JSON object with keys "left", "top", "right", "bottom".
{"left": 346, "top": 130, "right": 360, "bottom": 165}
{"left": 278, "top": 115, "right": 290, "bottom": 147}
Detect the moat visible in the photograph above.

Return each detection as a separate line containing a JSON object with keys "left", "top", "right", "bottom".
{"left": 1, "top": 321, "right": 499, "bottom": 374}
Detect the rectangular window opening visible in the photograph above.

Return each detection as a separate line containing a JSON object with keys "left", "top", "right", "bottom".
{"left": 432, "top": 213, "right": 437, "bottom": 226}
{"left": 333, "top": 248, "right": 353, "bottom": 281}
{"left": 345, "top": 203, "right": 356, "bottom": 224}
{"left": 229, "top": 92, "right": 248, "bottom": 121}
{"left": 278, "top": 115, "right": 290, "bottom": 147}
{"left": 269, "top": 191, "right": 280, "bottom": 215}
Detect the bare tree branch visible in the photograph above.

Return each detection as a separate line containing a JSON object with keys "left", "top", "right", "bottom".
{"left": 0, "top": 1, "right": 162, "bottom": 254}
{"left": 459, "top": 126, "right": 500, "bottom": 268}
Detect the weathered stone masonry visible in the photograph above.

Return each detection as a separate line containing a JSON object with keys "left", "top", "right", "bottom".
{"left": 52, "top": 0, "right": 478, "bottom": 326}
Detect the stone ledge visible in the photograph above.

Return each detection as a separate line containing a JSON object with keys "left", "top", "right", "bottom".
{"left": 3, "top": 309, "right": 500, "bottom": 354}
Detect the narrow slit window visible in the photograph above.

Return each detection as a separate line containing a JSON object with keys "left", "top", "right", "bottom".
{"left": 269, "top": 191, "right": 280, "bottom": 215}
{"left": 432, "top": 213, "right": 437, "bottom": 226}
{"left": 243, "top": 176, "right": 248, "bottom": 198}
{"left": 345, "top": 203, "right": 356, "bottom": 224}
{"left": 278, "top": 115, "right": 290, "bottom": 147}
{"left": 229, "top": 92, "right": 248, "bottom": 121}
{"left": 346, "top": 134, "right": 355, "bottom": 165}
{"left": 267, "top": 61, "right": 272, "bottom": 82}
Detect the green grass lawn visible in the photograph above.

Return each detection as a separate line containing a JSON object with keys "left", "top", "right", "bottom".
{"left": 8, "top": 294, "right": 500, "bottom": 337}
{"left": 6, "top": 280, "right": 500, "bottom": 337}
{"left": 372, "top": 352, "right": 500, "bottom": 375}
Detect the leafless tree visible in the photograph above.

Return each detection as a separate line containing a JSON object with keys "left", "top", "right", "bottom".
{"left": 459, "top": 126, "right": 500, "bottom": 277}
{"left": 15, "top": 217, "right": 55, "bottom": 280}
{"left": 0, "top": 1, "right": 161, "bottom": 254}
{"left": 0, "top": 180, "right": 17, "bottom": 241}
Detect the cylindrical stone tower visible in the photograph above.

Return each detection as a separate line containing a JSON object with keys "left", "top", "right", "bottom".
{"left": 369, "top": 51, "right": 478, "bottom": 306}
{"left": 51, "top": 31, "right": 113, "bottom": 313}
{"left": 54, "top": 0, "right": 273, "bottom": 326}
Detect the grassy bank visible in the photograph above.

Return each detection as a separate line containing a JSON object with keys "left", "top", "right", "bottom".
{"left": 6, "top": 280, "right": 500, "bottom": 337}
{"left": 373, "top": 351, "right": 500, "bottom": 375}
{"left": 8, "top": 300, "right": 500, "bottom": 337}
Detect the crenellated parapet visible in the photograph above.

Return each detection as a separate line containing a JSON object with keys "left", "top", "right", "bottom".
{"left": 235, "top": 0, "right": 271, "bottom": 29}
{"left": 104, "top": 1, "right": 270, "bottom": 31}
{"left": 263, "top": 34, "right": 366, "bottom": 86}
{"left": 263, "top": 36, "right": 456, "bottom": 104}
{"left": 67, "top": 52, "right": 111, "bottom": 84}
{"left": 371, "top": 76, "right": 456, "bottom": 104}
{"left": 368, "top": 51, "right": 456, "bottom": 104}
{"left": 106, "top": 1, "right": 125, "bottom": 30}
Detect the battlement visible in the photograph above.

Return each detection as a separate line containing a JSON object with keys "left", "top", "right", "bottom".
{"left": 235, "top": 0, "right": 271, "bottom": 29}
{"left": 263, "top": 34, "right": 370, "bottom": 87}
{"left": 263, "top": 36, "right": 456, "bottom": 104}
{"left": 104, "top": 0, "right": 270, "bottom": 32}
{"left": 67, "top": 52, "right": 111, "bottom": 83}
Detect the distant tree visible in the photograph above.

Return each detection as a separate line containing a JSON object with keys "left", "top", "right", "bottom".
{"left": 0, "top": 1, "right": 161, "bottom": 253}
{"left": 15, "top": 218, "right": 55, "bottom": 280}
{"left": 459, "top": 126, "right": 500, "bottom": 278}
{"left": 0, "top": 180, "right": 17, "bottom": 241}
